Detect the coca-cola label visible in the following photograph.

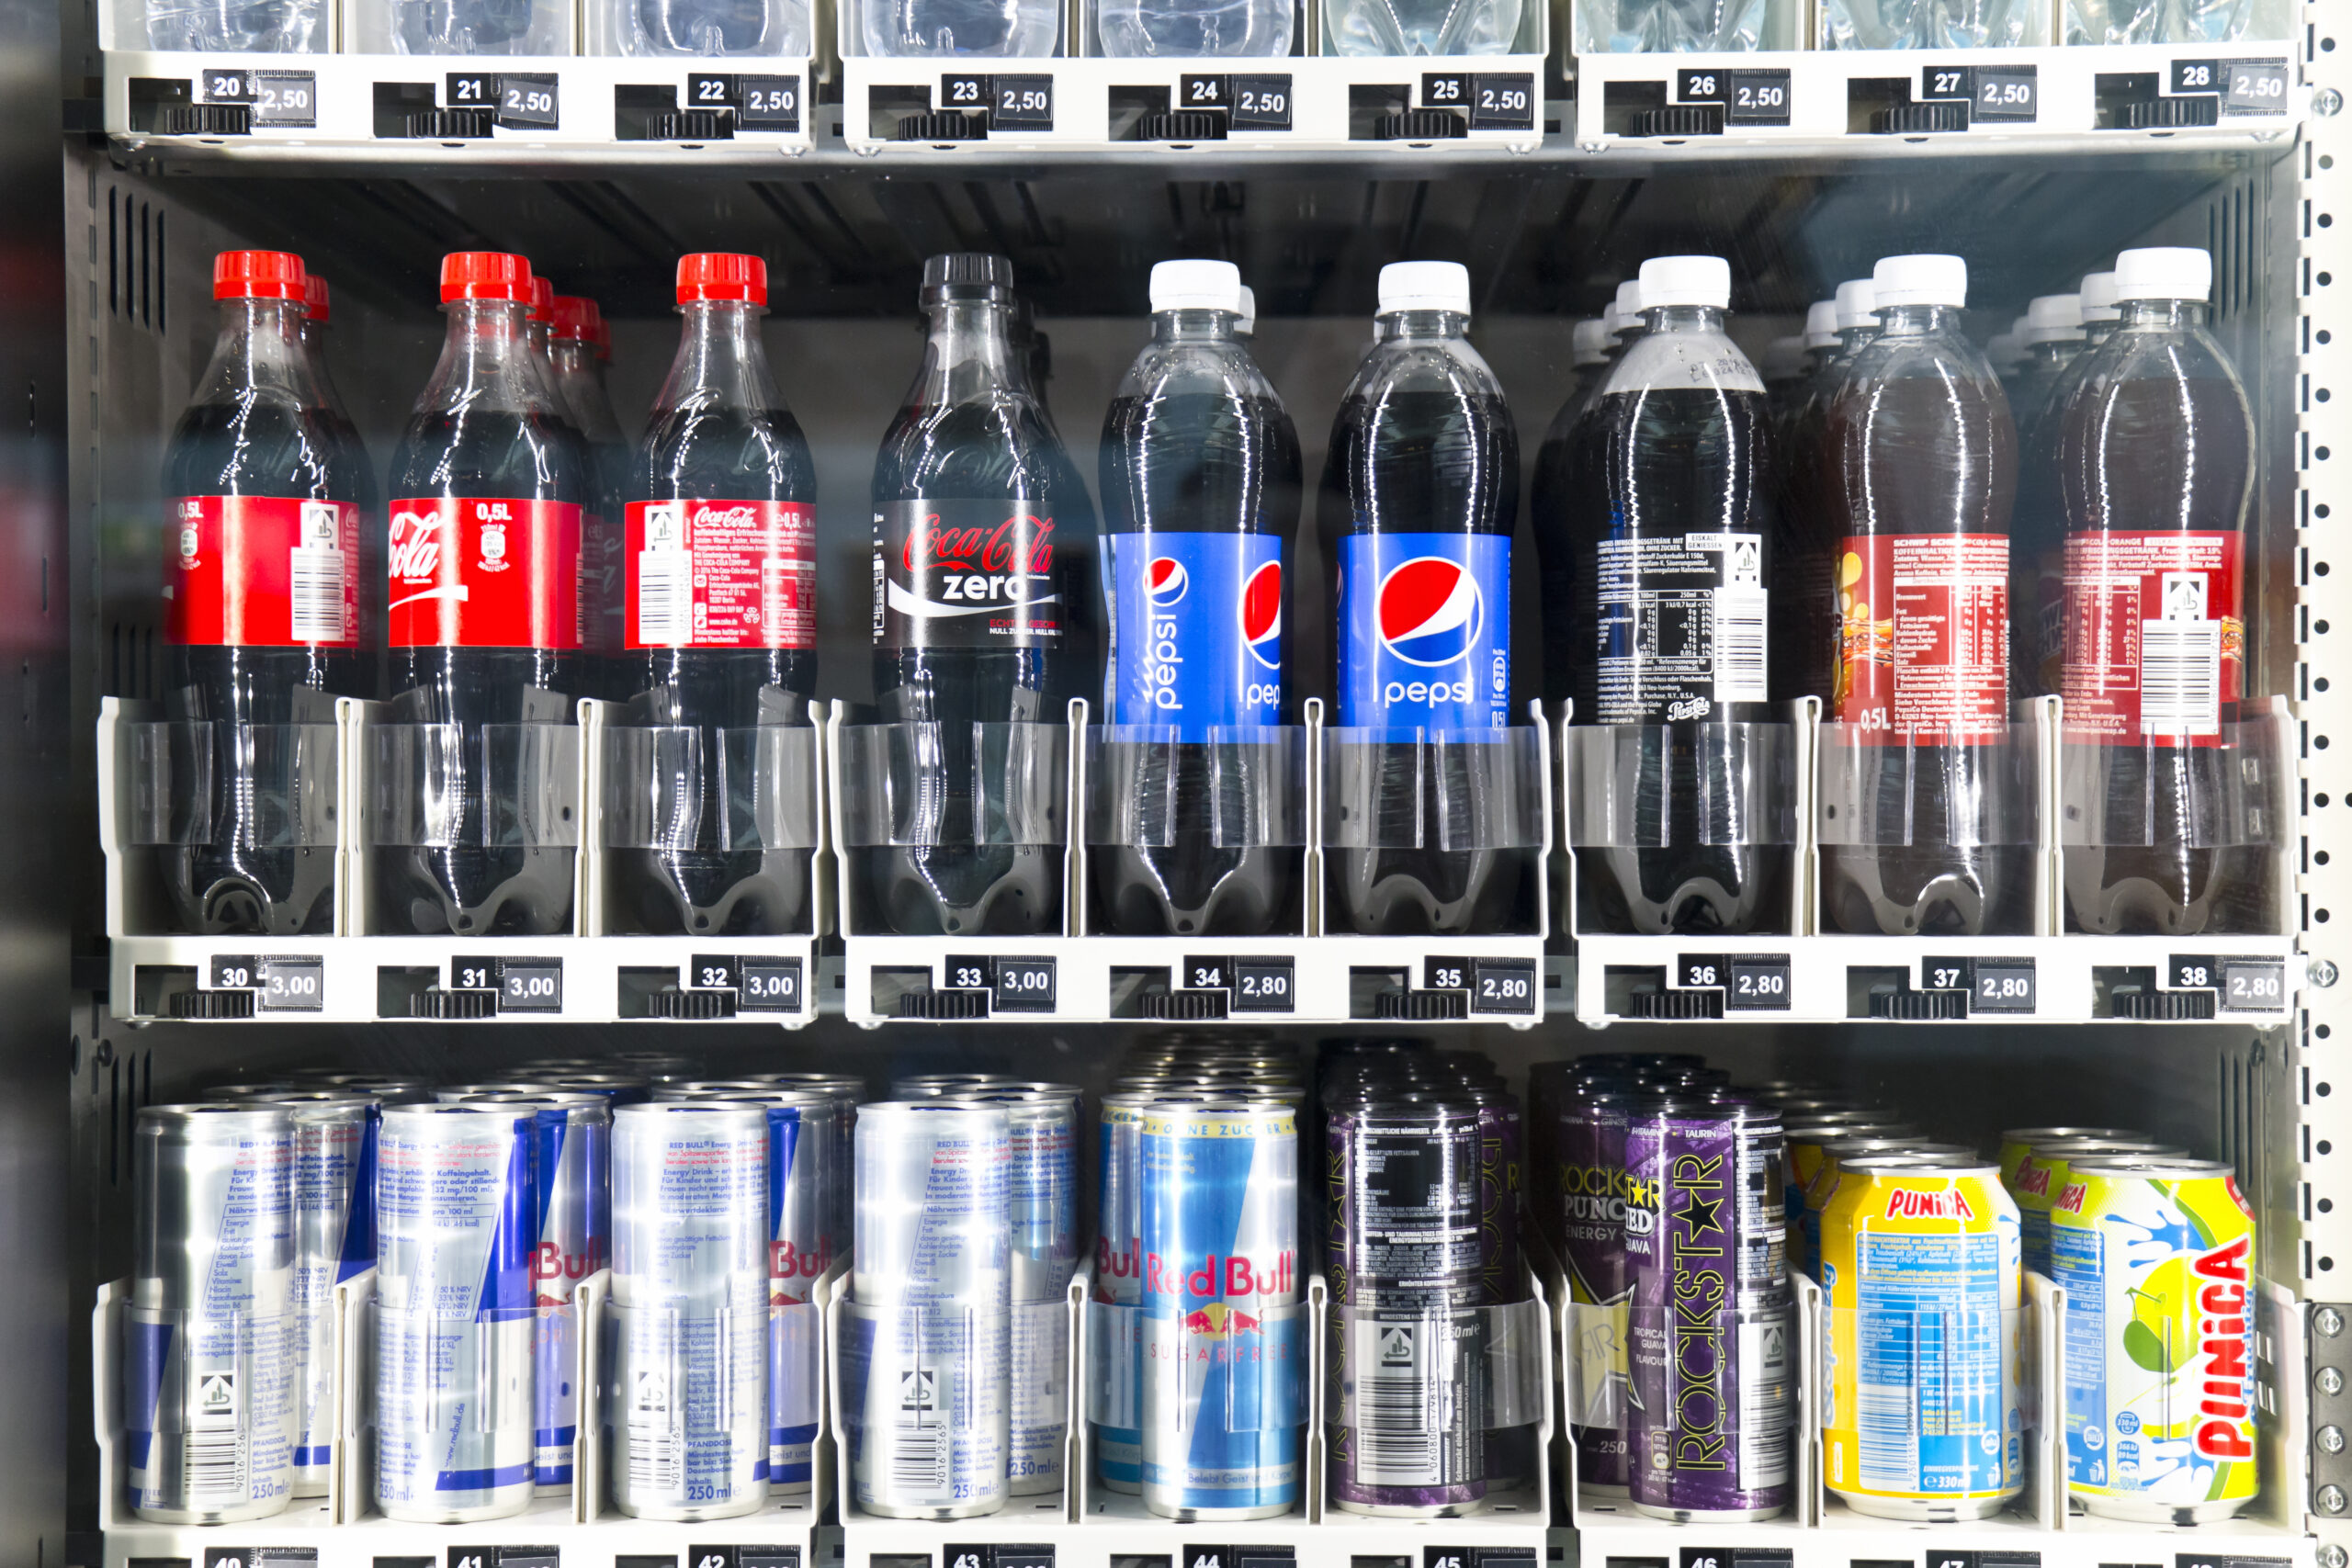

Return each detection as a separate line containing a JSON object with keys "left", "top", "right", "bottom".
{"left": 871, "top": 497, "right": 1062, "bottom": 650}
{"left": 2060, "top": 529, "right": 2243, "bottom": 747}
{"left": 624, "top": 498, "right": 817, "bottom": 650}
{"left": 1832, "top": 532, "right": 2010, "bottom": 745}
{"left": 387, "top": 496, "right": 582, "bottom": 650}
{"left": 166, "top": 494, "right": 359, "bottom": 649}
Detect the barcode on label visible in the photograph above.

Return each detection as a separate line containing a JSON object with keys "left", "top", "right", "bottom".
{"left": 1355, "top": 1324, "right": 1441, "bottom": 1484}
{"left": 288, "top": 547, "right": 345, "bottom": 643}
{"left": 2139, "top": 616, "right": 2221, "bottom": 735}
{"left": 186, "top": 1366, "right": 244, "bottom": 1502}
{"left": 892, "top": 1367, "right": 946, "bottom": 1493}
{"left": 1713, "top": 588, "right": 1768, "bottom": 703}
{"left": 628, "top": 1366, "right": 682, "bottom": 1493}
{"left": 638, "top": 550, "right": 693, "bottom": 646}
{"left": 1855, "top": 1380, "right": 1917, "bottom": 1488}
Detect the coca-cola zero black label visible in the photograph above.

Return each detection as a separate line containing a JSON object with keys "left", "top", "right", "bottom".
{"left": 870, "top": 497, "right": 1062, "bottom": 649}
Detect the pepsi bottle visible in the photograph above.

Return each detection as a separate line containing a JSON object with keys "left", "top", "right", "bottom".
{"left": 550, "top": 293, "right": 632, "bottom": 688}
{"left": 865, "top": 253, "right": 1096, "bottom": 935}
{"left": 1096, "top": 259, "right": 1302, "bottom": 935}
{"left": 380, "top": 252, "right": 589, "bottom": 935}
{"left": 1323, "top": 261, "right": 1527, "bottom": 935}
{"left": 1528, "top": 314, "right": 1619, "bottom": 709}
{"left": 616, "top": 254, "right": 819, "bottom": 936}
{"left": 160, "top": 250, "right": 371, "bottom": 934}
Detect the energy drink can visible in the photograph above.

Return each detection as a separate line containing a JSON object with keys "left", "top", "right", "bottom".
{"left": 436, "top": 1082, "right": 556, "bottom": 1101}
{"left": 1138, "top": 1099, "right": 1302, "bottom": 1521}
{"left": 852, "top": 1101, "right": 1012, "bottom": 1520}
{"left": 375, "top": 1104, "right": 537, "bottom": 1523}
{"left": 607, "top": 1102, "right": 770, "bottom": 1520}
{"left": 1092, "top": 1089, "right": 1172, "bottom": 1495}
{"left": 306, "top": 1074, "right": 437, "bottom": 1104}
{"left": 126, "top": 1104, "right": 298, "bottom": 1524}
{"left": 1820, "top": 1157, "right": 2023, "bottom": 1521}
{"left": 254, "top": 1090, "right": 378, "bottom": 1497}
{"left": 1554, "top": 1083, "right": 1639, "bottom": 1494}
{"left": 1622, "top": 1095, "right": 1792, "bottom": 1522}
{"left": 2051, "top": 1156, "right": 2258, "bottom": 1522}
{"left": 2004, "top": 1133, "right": 2177, "bottom": 1276}
{"left": 535, "top": 1072, "right": 652, "bottom": 1106}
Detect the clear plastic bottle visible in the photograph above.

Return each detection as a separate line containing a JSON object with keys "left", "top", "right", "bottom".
{"left": 1095, "top": 260, "right": 1303, "bottom": 935}
{"left": 1098, "top": 0, "right": 1291, "bottom": 58}
{"left": 627, "top": 0, "right": 809, "bottom": 53}
{"left": 1529, "top": 316, "right": 1619, "bottom": 708}
{"left": 2006, "top": 290, "right": 2087, "bottom": 698}
{"left": 1817, "top": 254, "right": 2026, "bottom": 936}
{"left": 1574, "top": 0, "right": 1758, "bottom": 51}
{"left": 2057, "top": 247, "right": 2264, "bottom": 934}
{"left": 390, "top": 0, "right": 557, "bottom": 53}
{"left": 863, "top": 0, "right": 1057, "bottom": 57}
{"left": 1766, "top": 298, "right": 1842, "bottom": 705}
{"left": 1819, "top": 0, "right": 2036, "bottom": 50}
{"left": 147, "top": 0, "right": 323, "bottom": 51}
{"left": 2010, "top": 294, "right": 2087, "bottom": 439}
{"left": 2018, "top": 270, "right": 2120, "bottom": 697}
{"left": 1564, "top": 255, "right": 1784, "bottom": 934}
{"left": 550, "top": 294, "right": 632, "bottom": 687}
{"left": 299, "top": 273, "right": 383, "bottom": 673}
{"left": 1327, "top": 0, "right": 1519, "bottom": 55}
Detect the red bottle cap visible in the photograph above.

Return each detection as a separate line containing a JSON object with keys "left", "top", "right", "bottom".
{"left": 594, "top": 314, "right": 613, "bottom": 359}
{"left": 531, "top": 275, "right": 556, "bottom": 322}
{"left": 552, "top": 294, "right": 601, "bottom": 343}
{"left": 214, "top": 250, "right": 307, "bottom": 302}
{"left": 440, "top": 251, "right": 534, "bottom": 304}
{"left": 677, "top": 253, "right": 766, "bottom": 307}
{"left": 304, "top": 273, "right": 332, "bottom": 322}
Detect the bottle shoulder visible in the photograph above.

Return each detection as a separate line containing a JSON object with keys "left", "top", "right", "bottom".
{"left": 1602, "top": 330, "right": 1764, "bottom": 398}
{"left": 1344, "top": 335, "right": 1508, "bottom": 402}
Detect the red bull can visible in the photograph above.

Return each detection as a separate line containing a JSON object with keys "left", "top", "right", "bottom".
{"left": 1092, "top": 1089, "right": 1183, "bottom": 1495}
{"left": 1141, "top": 1100, "right": 1302, "bottom": 1521}
{"left": 534, "top": 1071, "right": 652, "bottom": 1106}
{"left": 375, "top": 1104, "right": 537, "bottom": 1523}
{"left": 304, "top": 1073, "right": 437, "bottom": 1104}
{"left": 125, "top": 1105, "right": 297, "bottom": 1524}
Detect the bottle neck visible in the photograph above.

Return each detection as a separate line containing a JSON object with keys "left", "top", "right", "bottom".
{"left": 2083, "top": 316, "right": 2121, "bottom": 344}
{"left": 418, "top": 297, "right": 553, "bottom": 417}
{"left": 196, "top": 297, "right": 316, "bottom": 406}
{"left": 549, "top": 337, "right": 597, "bottom": 378}
{"left": 1875, "top": 302, "right": 1962, "bottom": 337}
{"left": 1151, "top": 308, "right": 1240, "bottom": 344}
{"left": 1644, "top": 303, "right": 1726, "bottom": 334}
{"left": 1374, "top": 308, "right": 1469, "bottom": 344}
{"left": 915, "top": 294, "right": 1021, "bottom": 400}
{"left": 2120, "top": 298, "right": 2206, "bottom": 331}
{"left": 1836, "top": 324, "right": 1876, "bottom": 355}
{"left": 658, "top": 300, "right": 782, "bottom": 414}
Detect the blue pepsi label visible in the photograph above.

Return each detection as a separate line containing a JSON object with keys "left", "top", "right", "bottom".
{"left": 1103, "top": 531, "right": 1283, "bottom": 739}
{"left": 1337, "top": 533, "right": 1510, "bottom": 732}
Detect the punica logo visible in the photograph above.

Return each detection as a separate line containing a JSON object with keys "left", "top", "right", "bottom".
{"left": 2190, "top": 1235, "right": 2254, "bottom": 1461}
{"left": 1883, "top": 1185, "right": 1978, "bottom": 1221}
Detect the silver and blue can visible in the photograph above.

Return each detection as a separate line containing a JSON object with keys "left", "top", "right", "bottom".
{"left": 1140, "top": 1099, "right": 1303, "bottom": 1521}
{"left": 435, "top": 1082, "right": 556, "bottom": 1102}
{"left": 126, "top": 1104, "right": 297, "bottom": 1524}
{"left": 1092, "top": 1092, "right": 1152, "bottom": 1494}
{"left": 607, "top": 1101, "right": 770, "bottom": 1520}
{"left": 374, "top": 1103, "right": 537, "bottom": 1523}
{"left": 852, "top": 1100, "right": 1012, "bottom": 1519}
{"left": 252, "top": 1090, "right": 378, "bottom": 1498}
{"left": 457, "top": 1090, "right": 611, "bottom": 1493}
{"left": 534, "top": 1072, "right": 652, "bottom": 1107}
{"left": 304, "top": 1073, "right": 436, "bottom": 1105}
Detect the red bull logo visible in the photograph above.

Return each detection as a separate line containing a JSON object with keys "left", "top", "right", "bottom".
{"left": 1145, "top": 1249, "right": 1296, "bottom": 1302}
{"left": 531, "top": 1238, "right": 605, "bottom": 1303}
{"left": 769, "top": 1235, "right": 831, "bottom": 1281}
{"left": 2192, "top": 1235, "right": 2254, "bottom": 1460}
{"left": 1884, "top": 1185, "right": 1978, "bottom": 1221}
{"left": 1097, "top": 1234, "right": 1140, "bottom": 1283}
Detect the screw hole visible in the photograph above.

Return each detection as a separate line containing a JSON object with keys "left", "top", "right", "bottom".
{"left": 2322, "top": 792, "right": 2335, "bottom": 807}
{"left": 2324, "top": 446, "right": 2335, "bottom": 461}
{"left": 2322, "top": 850, "right": 2335, "bottom": 865}
{"left": 2325, "top": 271, "right": 2337, "bottom": 287}
{"left": 2325, "top": 1197, "right": 2338, "bottom": 1213}
{"left": 2321, "top": 619, "right": 2334, "bottom": 635}
{"left": 2323, "top": 562, "right": 2335, "bottom": 576}
{"left": 2325, "top": 1082, "right": 2335, "bottom": 1096}
{"left": 2323, "top": 908, "right": 2335, "bottom": 922}
{"left": 2321, "top": 735, "right": 2333, "bottom": 750}
{"left": 2324, "top": 1022, "right": 2336, "bottom": 1037}
{"left": 2324, "top": 1139, "right": 2336, "bottom": 1155}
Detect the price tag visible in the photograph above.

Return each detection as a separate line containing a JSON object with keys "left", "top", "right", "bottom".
{"left": 738, "top": 73, "right": 801, "bottom": 130}
{"left": 258, "top": 955, "right": 325, "bottom": 1013}
{"left": 1467, "top": 73, "right": 1535, "bottom": 130}
{"left": 2167, "top": 953, "right": 2221, "bottom": 990}
{"left": 1469, "top": 957, "right": 1538, "bottom": 1014}
{"left": 1726, "top": 67, "right": 1791, "bottom": 124}
{"left": 2219, "top": 957, "right": 2288, "bottom": 1010}
{"left": 2169, "top": 58, "right": 2223, "bottom": 94}
{"left": 207, "top": 1550, "right": 320, "bottom": 1567}
{"left": 989, "top": 956, "right": 1057, "bottom": 1012}
{"left": 1421, "top": 72, "right": 1470, "bottom": 111}
{"left": 1726, "top": 954, "right": 1792, "bottom": 1011}
{"left": 498, "top": 958, "right": 564, "bottom": 1014}
{"left": 1231, "top": 957, "right": 1295, "bottom": 1012}
{"left": 1425, "top": 955, "right": 1472, "bottom": 990}
{"left": 250, "top": 69, "right": 317, "bottom": 127}
{"left": 942, "top": 71, "right": 990, "bottom": 114}
{"left": 1971, "top": 64, "right": 2037, "bottom": 121}
{"left": 1180, "top": 73, "right": 1231, "bottom": 110}
{"left": 990, "top": 73, "right": 1054, "bottom": 130}
{"left": 690, "top": 1549, "right": 802, "bottom": 1568}
{"left": 687, "top": 71, "right": 738, "bottom": 109}
{"left": 200, "top": 66, "right": 257, "bottom": 102}
{"left": 690, "top": 953, "right": 741, "bottom": 990}
{"left": 1230, "top": 73, "right": 1292, "bottom": 129}
{"left": 740, "top": 957, "right": 804, "bottom": 1014}
{"left": 1971, "top": 957, "right": 2037, "bottom": 1014}
{"left": 497, "top": 72, "right": 559, "bottom": 129}
{"left": 209, "top": 953, "right": 260, "bottom": 990}
{"left": 2221, "top": 58, "right": 2289, "bottom": 114}
{"left": 446, "top": 71, "right": 497, "bottom": 111}
{"left": 1183, "top": 955, "right": 1231, "bottom": 991}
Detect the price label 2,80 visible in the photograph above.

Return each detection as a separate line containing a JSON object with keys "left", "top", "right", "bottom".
{"left": 1969, "top": 958, "right": 2037, "bottom": 1014}
{"left": 1469, "top": 957, "right": 1539, "bottom": 1014}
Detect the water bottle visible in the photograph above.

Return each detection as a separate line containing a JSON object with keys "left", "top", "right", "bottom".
{"left": 1098, "top": 0, "right": 1291, "bottom": 57}
{"left": 628, "top": 0, "right": 809, "bottom": 53}
{"left": 1326, "top": 0, "right": 1518, "bottom": 55}
{"left": 864, "top": 0, "right": 1057, "bottom": 57}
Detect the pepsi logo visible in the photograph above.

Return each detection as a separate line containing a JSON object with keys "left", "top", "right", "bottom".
{"left": 1376, "top": 556, "right": 1481, "bottom": 667}
{"left": 1242, "top": 560, "right": 1282, "bottom": 670}
{"left": 1147, "top": 557, "right": 1188, "bottom": 606}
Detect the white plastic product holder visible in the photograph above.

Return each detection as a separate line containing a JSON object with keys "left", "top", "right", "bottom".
{"left": 101, "top": 694, "right": 826, "bottom": 1024}
{"left": 831, "top": 696, "right": 1553, "bottom": 1025}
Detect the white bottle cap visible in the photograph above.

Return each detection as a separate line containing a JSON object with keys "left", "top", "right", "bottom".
{"left": 1572, "top": 318, "right": 1611, "bottom": 364}
{"left": 1237, "top": 285, "right": 1257, "bottom": 335}
{"left": 1762, "top": 335, "right": 1808, "bottom": 379}
{"left": 2023, "top": 293, "right": 2086, "bottom": 343}
{"left": 1834, "top": 278, "right": 1878, "bottom": 331}
{"left": 1378, "top": 261, "right": 1472, "bottom": 315}
{"left": 2113, "top": 246, "right": 2211, "bottom": 303}
{"left": 1614, "top": 278, "right": 1645, "bottom": 317}
{"left": 1149, "top": 259, "right": 1244, "bottom": 314}
{"left": 1637, "top": 254, "right": 1732, "bottom": 309}
{"left": 1804, "top": 299, "right": 1840, "bottom": 347}
{"left": 1600, "top": 303, "right": 1625, "bottom": 338}
{"left": 1985, "top": 332, "right": 2021, "bottom": 369}
{"left": 2078, "top": 270, "right": 2121, "bottom": 321}
{"left": 1871, "top": 253, "right": 1968, "bottom": 309}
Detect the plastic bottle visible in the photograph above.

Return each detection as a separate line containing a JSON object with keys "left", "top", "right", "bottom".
{"left": 1327, "top": 0, "right": 1518, "bottom": 54}
{"left": 863, "top": 0, "right": 1057, "bottom": 57}
{"left": 1099, "top": 0, "right": 1291, "bottom": 59}
{"left": 391, "top": 0, "right": 547, "bottom": 53}
{"left": 1817, "top": 254, "right": 2026, "bottom": 936}
{"left": 615, "top": 254, "right": 819, "bottom": 937}
{"left": 1322, "top": 261, "right": 1524, "bottom": 934}
{"left": 381, "top": 252, "right": 590, "bottom": 935}
{"left": 1819, "top": 0, "right": 2033, "bottom": 50}
{"left": 550, "top": 294, "right": 631, "bottom": 682}
{"left": 147, "top": 0, "right": 322, "bottom": 51}
{"left": 631, "top": 0, "right": 809, "bottom": 54}
{"left": 1529, "top": 316, "right": 1619, "bottom": 708}
{"left": 865, "top": 254, "right": 1097, "bottom": 934}
{"left": 1765, "top": 298, "right": 1842, "bottom": 705}
{"left": 2011, "top": 294, "right": 2088, "bottom": 436}
{"left": 2056, "top": 246, "right": 2264, "bottom": 933}
{"left": 1564, "top": 254, "right": 1784, "bottom": 934}
{"left": 1237, "top": 286, "right": 1257, "bottom": 338}
{"left": 300, "top": 273, "right": 383, "bottom": 660}
{"left": 1095, "top": 259, "right": 1303, "bottom": 935}
{"left": 160, "top": 250, "right": 370, "bottom": 935}
{"left": 2017, "top": 269, "right": 2120, "bottom": 696}
{"left": 2005, "top": 291, "right": 2087, "bottom": 696}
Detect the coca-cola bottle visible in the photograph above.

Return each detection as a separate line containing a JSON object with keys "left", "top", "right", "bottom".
{"left": 865, "top": 253, "right": 1096, "bottom": 935}
{"left": 160, "top": 250, "right": 371, "bottom": 934}
{"left": 550, "top": 293, "right": 632, "bottom": 688}
{"left": 299, "top": 271, "right": 383, "bottom": 670}
{"left": 380, "top": 252, "right": 589, "bottom": 935}
{"left": 616, "top": 254, "right": 819, "bottom": 936}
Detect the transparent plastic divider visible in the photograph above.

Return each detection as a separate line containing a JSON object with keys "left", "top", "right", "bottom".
{"left": 1328, "top": 1297, "right": 1546, "bottom": 1433}
{"left": 368, "top": 1301, "right": 534, "bottom": 1506}
{"left": 1009, "top": 1294, "right": 1073, "bottom": 1498}
{"left": 772, "top": 1297, "right": 825, "bottom": 1489}
{"left": 835, "top": 721, "right": 1070, "bottom": 849}
{"left": 600, "top": 1297, "right": 769, "bottom": 1517}
{"left": 1084, "top": 726, "right": 1309, "bottom": 850}
{"left": 118, "top": 1302, "right": 296, "bottom": 1521}
{"left": 90, "top": 1280, "right": 126, "bottom": 1533}
{"left": 366, "top": 723, "right": 582, "bottom": 849}
{"left": 573, "top": 1269, "right": 610, "bottom": 1524}
{"left": 121, "top": 720, "right": 339, "bottom": 849}
{"left": 330, "top": 1267, "right": 374, "bottom": 1525}
{"left": 601, "top": 724, "right": 821, "bottom": 852}
{"left": 1321, "top": 725, "right": 1546, "bottom": 852}
{"left": 835, "top": 1293, "right": 1014, "bottom": 1517}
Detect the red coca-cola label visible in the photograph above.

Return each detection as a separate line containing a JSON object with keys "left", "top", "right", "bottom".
{"left": 165, "top": 494, "right": 360, "bottom": 649}
{"left": 624, "top": 498, "right": 816, "bottom": 650}
{"left": 1833, "top": 533, "right": 2010, "bottom": 744}
{"left": 388, "top": 497, "right": 582, "bottom": 650}
{"left": 2061, "top": 529, "right": 2243, "bottom": 747}
{"left": 871, "top": 497, "right": 1063, "bottom": 650}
